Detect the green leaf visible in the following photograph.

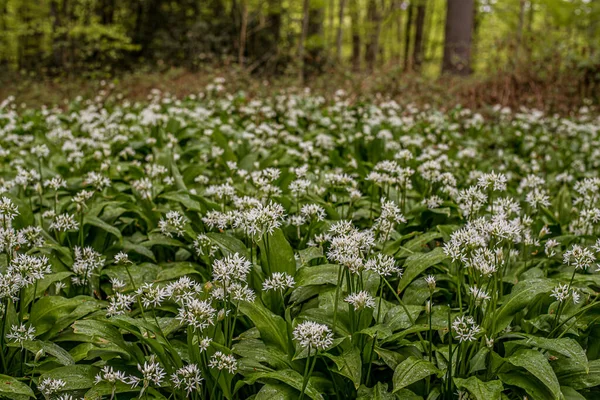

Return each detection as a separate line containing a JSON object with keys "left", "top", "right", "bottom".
{"left": 454, "top": 376, "right": 503, "bottom": 400}
{"left": 30, "top": 296, "right": 91, "bottom": 336}
{"left": 507, "top": 335, "right": 588, "bottom": 372}
{"left": 296, "top": 264, "right": 342, "bottom": 287}
{"left": 71, "top": 319, "right": 128, "bottom": 350}
{"left": 14, "top": 340, "right": 74, "bottom": 365}
{"left": 558, "top": 359, "right": 600, "bottom": 390}
{"left": 238, "top": 300, "right": 290, "bottom": 353}
{"left": 323, "top": 346, "right": 362, "bottom": 389}
{"left": 255, "top": 383, "right": 298, "bottom": 400}
{"left": 39, "top": 365, "right": 99, "bottom": 391}
{"left": 392, "top": 356, "right": 440, "bottom": 392}
{"left": 205, "top": 232, "right": 249, "bottom": 258}
{"left": 506, "top": 349, "right": 563, "bottom": 399}
{"left": 260, "top": 229, "right": 296, "bottom": 277}
{"left": 397, "top": 247, "right": 448, "bottom": 293}
{"left": 84, "top": 215, "right": 123, "bottom": 241}
{"left": 499, "top": 371, "right": 554, "bottom": 400}
{"left": 494, "top": 279, "right": 556, "bottom": 334}
{"left": 244, "top": 369, "right": 323, "bottom": 400}
{"left": 23, "top": 271, "right": 73, "bottom": 306}
{"left": 0, "top": 375, "right": 35, "bottom": 398}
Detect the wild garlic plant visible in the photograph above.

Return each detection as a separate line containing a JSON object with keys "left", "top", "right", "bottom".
{"left": 0, "top": 87, "right": 598, "bottom": 399}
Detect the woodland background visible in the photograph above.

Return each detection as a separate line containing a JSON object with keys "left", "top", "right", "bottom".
{"left": 0, "top": 0, "right": 598, "bottom": 110}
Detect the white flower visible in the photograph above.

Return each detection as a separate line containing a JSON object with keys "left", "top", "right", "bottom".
{"left": 468, "top": 286, "right": 491, "bottom": 306}
{"left": 293, "top": 321, "right": 334, "bottom": 350}
{"left": 107, "top": 293, "right": 135, "bottom": 316}
{"left": 50, "top": 213, "right": 79, "bottom": 231}
{"left": 551, "top": 284, "right": 580, "bottom": 304}
{"left": 94, "top": 365, "right": 128, "bottom": 385}
{"left": 263, "top": 272, "right": 295, "bottom": 292}
{"left": 38, "top": 378, "right": 66, "bottom": 396}
{"left": 563, "top": 244, "right": 595, "bottom": 270}
{"left": 425, "top": 275, "right": 436, "bottom": 290}
{"left": 172, "top": 364, "right": 203, "bottom": 394}
{"left": 128, "top": 355, "right": 165, "bottom": 395}
{"left": 0, "top": 197, "right": 19, "bottom": 222}
{"left": 176, "top": 298, "right": 216, "bottom": 331}
{"left": 209, "top": 352, "right": 238, "bottom": 374}
{"left": 365, "top": 253, "right": 402, "bottom": 277}
{"left": 345, "top": 291, "right": 376, "bottom": 311}
{"left": 158, "top": 210, "right": 187, "bottom": 237}
{"left": 136, "top": 283, "right": 168, "bottom": 308}
{"left": 7, "top": 323, "right": 36, "bottom": 345}
{"left": 452, "top": 316, "right": 481, "bottom": 342}
{"left": 212, "top": 253, "right": 252, "bottom": 286}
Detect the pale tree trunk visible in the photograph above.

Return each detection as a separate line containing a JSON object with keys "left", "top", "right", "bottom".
{"left": 442, "top": 0, "right": 474, "bottom": 75}
{"left": 335, "top": 0, "right": 346, "bottom": 60}
{"left": 413, "top": 0, "right": 426, "bottom": 70}
{"left": 299, "top": 0, "right": 310, "bottom": 83}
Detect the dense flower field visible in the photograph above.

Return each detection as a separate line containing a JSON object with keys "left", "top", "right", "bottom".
{"left": 0, "top": 85, "right": 599, "bottom": 400}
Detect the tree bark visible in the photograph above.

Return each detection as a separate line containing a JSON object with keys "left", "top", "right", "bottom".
{"left": 403, "top": 1, "right": 413, "bottom": 71}
{"left": 336, "top": 0, "right": 346, "bottom": 60}
{"left": 299, "top": 0, "right": 310, "bottom": 82}
{"left": 413, "top": 0, "right": 426, "bottom": 70}
{"left": 349, "top": 0, "right": 360, "bottom": 71}
{"left": 442, "top": 0, "right": 474, "bottom": 75}
{"left": 239, "top": 0, "right": 248, "bottom": 67}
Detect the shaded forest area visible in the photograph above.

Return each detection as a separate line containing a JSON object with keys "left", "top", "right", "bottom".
{"left": 0, "top": 0, "right": 599, "bottom": 109}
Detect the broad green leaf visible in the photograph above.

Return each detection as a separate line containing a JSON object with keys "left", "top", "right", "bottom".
{"left": 238, "top": 300, "right": 290, "bottom": 353}
{"left": 255, "top": 383, "right": 298, "bottom": 400}
{"left": 39, "top": 365, "right": 99, "bottom": 391}
{"left": 323, "top": 346, "right": 362, "bottom": 389}
{"left": 259, "top": 229, "right": 296, "bottom": 277}
{"left": 296, "top": 264, "right": 342, "bottom": 287}
{"left": 506, "top": 349, "right": 562, "bottom": 399}
{"left": 243, "top": 369, "right": 323, "bottom": 400}
{"left": 23, "top": 271, "right": 73, "bottom": 306}
{"left": 494, "top": 279, "right": 556, "bottom": 334}
{"left": 72, "top": 319, "right": 128, "bottom": 350}
{"left": 507, "top": 335, "right": 588, "bottom": 372}
{"left": 12, "top": 340, "right": 74, "bottom": 365}
{"left": 392, "top": 356, "right": 440, "bottom": 392}
{"left": 30, "top": 296, "right": 91, "bottom": 336}
{"left": 397, "top": 247, "right": 448, "bottom": 293}
{"left": 499, "top": 371, "right": 554, "bottom": 400}
{"left": 558, "top": 359, "right": 600, "bottom": 390}
{"left": 0, "top": 375, "right": 34, "bottom": 398}
{"left": 84, "top": 215, "right": 123, "bottom": 241}
{"left": 205, "top": 232, "right": 249, "bottom": 258}
{"left": 454, "top": 376, "right": 503, "bottom": 400}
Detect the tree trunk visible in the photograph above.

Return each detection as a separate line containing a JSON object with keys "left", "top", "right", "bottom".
{"left": 239, "top": 0, "right": 248, "bottom": 67}
{"left": 393, "top": 0, "right": 404, "bottom": 63}
{"left": 335, "top": 0, "right": 346, "bottom": 60}
{"left": 442, "top": 0, "right": 474, "bottom": 75}
{"left": 298, "top": 0, "right": 310, "bottom": 82}
{"left": 365, "top": 0, "right": 377, "bottom": 71}
{"left": 306, "top": 0, "right": 325, "bottom": 75}
{"left": 413, "top": 0, "right": 426, "bottom": 70}
{"left": 403, "top": 2, "right": 413, "bottom": 71}
{"left": 349, "top": 0, "right": 360, "bottom": 71}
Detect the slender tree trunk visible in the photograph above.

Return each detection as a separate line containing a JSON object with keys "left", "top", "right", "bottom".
{"left": 299, "top": 0, "right": 310, "bottom": 82}
{"left": 349, "top": 0, "right": 360, "bottom": 71}
{"left": 50, "top": 0, "right": 62, "bottom": 68}
{"left": 413, "top": 0, "right": 426, "bottom": 70}
{"left": 335, "top": 0, "right": 346, "bottom": 60}
{"left": 403, "top": 1, "right": 413, "bottom": 71}
{"left": 239, "top": 0, "right": 248, "bottom": 67}
{"left": 442, "top": 0, "right": 474, "bottom": 75}
{"left": 393, "top": 0, "right": 404, "bottom": 63}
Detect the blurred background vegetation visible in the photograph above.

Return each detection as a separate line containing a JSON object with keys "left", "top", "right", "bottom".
{"left": 0, "top": 0, "right": 598, "bottom": 109}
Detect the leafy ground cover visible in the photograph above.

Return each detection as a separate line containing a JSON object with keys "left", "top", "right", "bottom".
{"left": 0, "top": 83, "right": 599, "bottom": 399}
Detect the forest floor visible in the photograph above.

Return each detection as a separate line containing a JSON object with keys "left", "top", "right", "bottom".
{"left": 0, "top": 65, "right": 596, "bottom": 114}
